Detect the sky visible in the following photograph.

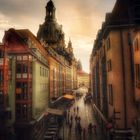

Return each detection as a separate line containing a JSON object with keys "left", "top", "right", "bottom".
{"left": 0, "top": 0, "right": 116, "bottom": 73}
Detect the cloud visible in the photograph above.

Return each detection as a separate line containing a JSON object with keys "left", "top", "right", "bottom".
{"left": 0, "top": 0, "right": 45, "bottom": 17}
{"left": 0, "top": 0, "right": 116, "bottom": 71}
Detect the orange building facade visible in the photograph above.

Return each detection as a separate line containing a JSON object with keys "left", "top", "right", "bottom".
{"left": 90, "top": 0, "right": 140, "bottom": 139}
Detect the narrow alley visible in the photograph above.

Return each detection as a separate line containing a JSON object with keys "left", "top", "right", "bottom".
{"left": 59, "top": 88, "right": 103, "bottom": 140}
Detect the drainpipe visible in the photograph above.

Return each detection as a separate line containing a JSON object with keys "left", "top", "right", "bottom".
{"left": 120, "top": 30, "right": 127, "bottom": 129}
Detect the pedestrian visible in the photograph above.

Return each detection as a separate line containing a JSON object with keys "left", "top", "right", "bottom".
{"left": 73, "top": 107, "right": 76, "bottom": 113}
{"left": 83, "top": 128, "right": 86, "bottom": 140}
{"left": 93, "top": 124, "right": 97, "bottom": 135}
{"left": 68, "top": 108, "right": 70, "bottom": 113}
{"left": 67, "top": 110, "right": 69, "bottom": 119}
{"left": 77, "top": 116, "right": 81, "bottom": 123}
{"left": 88, "top": 123, "right": 93, "bottom": 133}
{"left": 70, "top": 115, "right": 73, "bottom": 123}
{"left": 69, "top": 122, "right": 72, "bottom": 131}
{"left": 78, "top": 123, "right": 82, "bottom": 136}
{"left": 64, "top": 110, "right": 67, "bottom": 119}
{"left": 75, "top": 123, "right": 78, "bottom": 134}
{"left": 75, "top": 115, "right": 78, "bottom": 123}
{"left": 77, "top": 106, "right": 79, "bottom": 112}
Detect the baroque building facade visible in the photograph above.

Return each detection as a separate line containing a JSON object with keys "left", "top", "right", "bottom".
{"left": 37, "top": 0, "right": 77, "bottom": 103}
{"left": 90, "top": 0, "right": 140, "bottom": 140}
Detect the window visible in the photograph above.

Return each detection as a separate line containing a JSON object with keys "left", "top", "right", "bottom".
{"left": 22, "top": 63, "right": 28, "bottom": 73}
{"left": 17, "top": 56, "right": 22, "bottom": 61}
{"left": 40, "top": 67, "right": 42, "bottom": 76}
{"left": 0, "top": 70, "right": 3, "bottom": 81}
{"left": 43, "top": 67, "right": 44, "bottom": 76}
{"left": 0, "top": 50, "right": 4, "bottom": 58}
{"left": 16, "top": 63, "right": 28, "bottom": 73}
{"left": 16, "top": 63, "right": 22, "bottom": 73}
{"left": 0, "top": 70, "right": 3, "bottom": 89}
{"left": 108, "top": 84, "right": 113, "bottom": 105}
{"left": 134, "top": 38, "right": 139, "bottom": 51}
{"left": 107, "top": 38, "right": 111, "bottom": 50}
{"left": 16, "top": 82, "right": 28, "bottom": 100}
{"left": 29, "top": 63, "right": 32, "bottom": 74}
{"left": 23, "top": 55, "right": 28, "bottom": 60}
{"left": 0, "top": 91, "right": 3, "bottom": 105}
{"left": 135, "top": 64, "right": 140, "bottom": 88}
{"left": 107, "top": 60, "right": 112, "bottom": 72}
{"left": 49, "top": 12, "right": 52, "bottom": 16}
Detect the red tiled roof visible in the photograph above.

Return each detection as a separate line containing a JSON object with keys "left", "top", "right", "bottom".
{"left": 77, "top": 70, "right": 89, "bottom": 76}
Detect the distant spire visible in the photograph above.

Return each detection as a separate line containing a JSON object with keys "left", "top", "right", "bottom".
{"left": 68, "top": 37, "right": 72, "bottom": 47}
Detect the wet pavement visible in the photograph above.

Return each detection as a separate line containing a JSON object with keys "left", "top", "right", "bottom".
{"left": 59, "top": 88, "right": 103, "bottom": 140}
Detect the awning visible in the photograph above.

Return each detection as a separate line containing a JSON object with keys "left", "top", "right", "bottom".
{"left": 46, "top": 108, "right": 64, "bottom": 116}
{"left": 63, "top": 94, "right": 74, "bottom": 100}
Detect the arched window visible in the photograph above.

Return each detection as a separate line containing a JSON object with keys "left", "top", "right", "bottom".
{"left": 49, "top": 12, "right": 52, "bottom": 16}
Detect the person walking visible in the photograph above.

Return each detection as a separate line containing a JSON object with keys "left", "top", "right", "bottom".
{"left": 69, "top": 122, "right": 72, "bottom": 132}
{"left": 75, "top": 115, "right": 78, "bottom": 123}
{"left": 67, "top": 110, "right": 69, "bottom": 120}
{"left": 77, "top": 116, "right": 81, "bottom": 123}
{"left": 70, "top": 115, "right": 73, "bottom": 123}
{"left": 93, "top": 124, "right": 97, "bottom": 135}
{"left": 83, "top": 128, "right": 86, "bottom": 140}
{"left": 78, "top": 123, "right": 82, "bottom": 136}
{"left": 88, "top": 123, "right": 93, "bottom": 133}
{"left": 77, "top": 106, "right": 79, "bottom": 112}
{"left": 73, "top": 107, "right": 76, "bottom": 114}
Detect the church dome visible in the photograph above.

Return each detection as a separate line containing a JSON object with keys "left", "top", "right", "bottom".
{"left": 37, "top": 0, "right": 64, "bottom": 44}
{"left": 37, "top": 22, "right": 64, "bottom": 44}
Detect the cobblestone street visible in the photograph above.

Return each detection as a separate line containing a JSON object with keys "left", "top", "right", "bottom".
{"left": 59, "top": 88, "right": 103, "bottom": 140}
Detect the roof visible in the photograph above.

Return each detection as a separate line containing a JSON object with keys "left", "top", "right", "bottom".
{"left": 104, "top": 0, "right": 140, "bottom": 26}
{"left": 77, "top": 70, "right": 89, "bottom": 76}
{"left": 111, "top": 0, "right": 129, "bottom": 21}
{"left": 14, "top": 29, "right": 41, "bottom": 45}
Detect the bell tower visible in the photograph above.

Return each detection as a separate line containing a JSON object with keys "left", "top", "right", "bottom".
{"left": 45, "top": 0, "right": 56, "bottom": 21}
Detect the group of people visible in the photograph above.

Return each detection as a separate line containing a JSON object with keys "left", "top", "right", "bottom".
{"left": 65, "top": 105, "right": 97, "bottom": 140}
